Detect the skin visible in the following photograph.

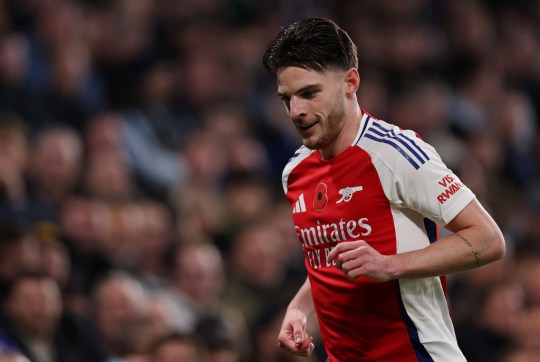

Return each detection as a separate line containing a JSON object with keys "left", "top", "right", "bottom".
{"left": 275, "top": 66, "right": 506, "bottom": 357}
{"left": 277, "top": 66, "right": 361, "bottom": 160}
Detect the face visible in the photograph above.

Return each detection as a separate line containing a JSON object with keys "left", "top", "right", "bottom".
{"left": 6, "top": 278, "right": 62, "bottom": 337}
{"left": 277, "top": 66, "right": 347, "bottom": 152}
{"left": 174, "top": 244, "right": 224, "bottom": 307}
{"left": 95, "top": 278, "right": 145, "bottom": 343}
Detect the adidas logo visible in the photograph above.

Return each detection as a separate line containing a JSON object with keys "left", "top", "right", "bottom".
{"left": 293, "top": 193, "right": 307, "bottom": 213}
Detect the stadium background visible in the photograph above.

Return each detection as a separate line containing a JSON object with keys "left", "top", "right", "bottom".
{"left": 0, "top": 0, "right": 539, "bottom": 361}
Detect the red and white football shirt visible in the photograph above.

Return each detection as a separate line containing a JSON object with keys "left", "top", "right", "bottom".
{"left": 282, "top": 112, "right": 473, "bottom": 361}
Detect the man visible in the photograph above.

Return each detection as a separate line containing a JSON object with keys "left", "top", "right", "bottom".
{"left": 0, "top": 273, "right": 106, "bottom": 362}
{"left": 262, "top": 17, "right": 505, "bottom": 361}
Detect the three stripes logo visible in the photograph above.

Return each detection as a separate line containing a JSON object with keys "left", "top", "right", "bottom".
{"left": 293, "top": 193, "right": 307, "bottom": 213}
{"left": 364, "top": 121, "right": 430, "bottom": 169}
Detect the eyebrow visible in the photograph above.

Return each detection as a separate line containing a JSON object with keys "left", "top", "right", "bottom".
{"left": 277, "top": 84, "right": 321, "bottom": 98}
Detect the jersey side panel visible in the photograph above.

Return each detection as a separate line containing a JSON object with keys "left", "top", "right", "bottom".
{"left": 358, "top": 118, "right": 471, "bottom": 361}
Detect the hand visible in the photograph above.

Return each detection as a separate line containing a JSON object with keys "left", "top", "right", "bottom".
{"left": 277, "top": 307, "right": 314, "bottom": 357}
{"left": 327, "top": 240, "right": 393, "bottom": 282}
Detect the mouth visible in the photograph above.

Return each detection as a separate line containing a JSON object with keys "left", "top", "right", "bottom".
{"left": 296, "top": 121, "right": 318, "bottom": 132}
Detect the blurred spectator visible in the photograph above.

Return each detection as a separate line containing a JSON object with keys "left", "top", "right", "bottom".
{"left": 119, "top": 109, "right": 190, "bottom": 200}
{"left": 182, "top": 130, "right": 229, "bottom": 190}
{"left": 144, "top": 292, "right": 193, "bottom": 340}
{"left": 494, "top": 88, "right": 540, "bottom": 216}
{"left": 444, "top": 0, "right": 496, "bottom": 60}
{"left": 92, "top": 271, "right": 146, "bottom": 359}
{"left": 84, "top": 151, "right": 136, "bottom": 202}
{"left": 221, "top": 172, "right": 277, "bottom": 245}
{"left": 149, "top": 332, "right": 206, "bottom": 362}
{"left": 498, "top": 346, "right": 540, "bottom": 362}
{"left": 170, "top": 242, "right": 249, "bottom": 360}
{"left": 33, "top": 225, "right": 70, "bottom": 292}
{"left": 0, "top": 272, "right": 106, "bottom": 362}
{"left": 131, "top": 200, "right": 175, "bottom": 291}
{"left": 59, "top": 194, "right": 111, "bottom": 314}
{"left": 19, "top": 0, "right": 106, "bottom": 131}
{"left": 0, "top": 114, "right": 30, "bottom": 226}
{"left": 516, "top": 245, "right": 540, "bottom": 308}
{"left": 26, "top": 125, "right": 83, "bottom": 222}
{"left": 172, "top": 184, "right": 227, "bottom": 248}
{"left": 133, "top": 59, "right": 198, "bottom": 150}
{"left": 0, "top": 225, "right": 39, "bottom": 302}
{"left": 0, "top": 352, "right": 31, "bottom": 362}
{"left": 98, "top": 202, "right": 147, "bottom": 271}
{"left": 199, "top": 101, "right": 272, "bottom": 177}
{"left": 514, "top": 306, "right": 540, "bottom": 356}
{"left": 449, "top": 253, "right": 517, "bottom": 327}
{"left": 195, "top": 314, "right": 241, "bottom": 362}
{"left": 223, "top": 223, "right": 295, "bottom": 327}
{"left": 455, "top": 280, "right": 526, "bottom": 362}
{"left": 120, "top": 291, "right": 194, "bottom": 361}
{"left": 84, "top": 112, "right": 123, "bottom": 156}
{"left": 0, "top": 32, "right": 30, "bottom": 107}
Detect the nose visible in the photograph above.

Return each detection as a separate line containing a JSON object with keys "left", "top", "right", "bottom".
{"left": 289, "top": 97, "right": 307, "bottom": 119}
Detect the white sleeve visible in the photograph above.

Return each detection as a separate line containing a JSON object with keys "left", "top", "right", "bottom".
{"left": 364, "top": 127, "right": 475, "bottom": 226}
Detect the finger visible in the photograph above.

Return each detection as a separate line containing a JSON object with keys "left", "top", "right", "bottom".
{"left": 296, "top": 335, "right": 313, "bottom": 350}
{"left": 278, "top": 334, "right": 298, "bottom": 353}
{"left": 295, "top": 342, "right": 315, "bottom": 357}
{"left": 327, "top": 244, "right": 344, "bottom": 262}
{"left": 342, "top": 264, "right": 362, "bottom": 280}
{"left": 327, "top": 240, "right": 365, "bottom": 261}
{"left": 338, "top": 245, "right": 370, "bottom": 264}
{"left": 278, "top": 335, "right": 312, "bottom": 355}
{"left": 332, "top": 247, "right": 362, "bottom": 270}
{"left": 293, "top": 338, "right": 315, "bottom": 357}
{"left": 290, "top": 320, "right": 305, "bottom": 345}
{"left": 341, "top": 251, "right": 369, "bottom": 272}
{"left": 340, "top": 247, "right": 366, "bottom": 263}
{"left": 277, "top": 337, "right": 298, "bottom": 352}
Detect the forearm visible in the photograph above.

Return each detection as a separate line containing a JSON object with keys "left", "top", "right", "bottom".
{"left": 288, "top": 278, "right": 315, "bottom": 317}
{"left": 389, "top": 228, "right": 503, "bottom": 279}
{"left": 389, "top": 200, "right": 505, "bottom": 279}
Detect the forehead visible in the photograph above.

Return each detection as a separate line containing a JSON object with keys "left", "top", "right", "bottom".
{"left": 277, "top": 66, "right": 340, "bottom": 93}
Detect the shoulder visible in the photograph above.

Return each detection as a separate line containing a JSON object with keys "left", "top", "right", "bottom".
{"left": 281, "top": 145, "right": 314, "bottom": 194}
{"left": 357, "top": 117, "right": 434, "bottom": 171}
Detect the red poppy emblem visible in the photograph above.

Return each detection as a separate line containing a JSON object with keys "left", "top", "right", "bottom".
{"left": 313, "top": 183, "right": 328, "bottom": 211}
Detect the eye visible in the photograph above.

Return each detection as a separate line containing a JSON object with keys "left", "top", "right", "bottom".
{"left": 300, "top": 89, "right": 317, "bottom": 99}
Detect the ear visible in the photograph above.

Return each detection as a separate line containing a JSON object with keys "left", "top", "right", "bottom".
{"left": 344, "top": 68, "right": 360, "bottom": 95}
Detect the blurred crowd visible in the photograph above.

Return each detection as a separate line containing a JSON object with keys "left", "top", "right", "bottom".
{"left": 0, "top": 0, "right": 539, "bottom": 361}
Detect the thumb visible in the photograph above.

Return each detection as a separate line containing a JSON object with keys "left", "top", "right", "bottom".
{"left": 291, "top": 319, "right": 305, "bottom": 344}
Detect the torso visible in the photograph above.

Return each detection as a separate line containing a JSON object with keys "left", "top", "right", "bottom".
{"left": 282, "top": 112, "right": 472, "bottom": 361}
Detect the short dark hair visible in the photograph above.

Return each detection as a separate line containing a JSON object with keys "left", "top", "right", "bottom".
{"left": 262, "top": 17, "right": 358, "bottom": 74}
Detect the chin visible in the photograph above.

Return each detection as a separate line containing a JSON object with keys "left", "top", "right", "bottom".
{"left": 303, "top": 136, "right": 328, "bottom": 150}
{"left": 302, "top": 139, "right": 318, "bottom": 150}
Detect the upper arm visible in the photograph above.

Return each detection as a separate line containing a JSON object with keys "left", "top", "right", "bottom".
{"left": 444, "top": 198, "right": 492, "bottom": 231}
{"left": 445, "top": 198, "right": 506, "bottom": 260}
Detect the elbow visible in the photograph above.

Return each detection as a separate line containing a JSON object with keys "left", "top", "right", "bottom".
{"left": 486, "top": 228, "right": 506, "bottom": 262}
